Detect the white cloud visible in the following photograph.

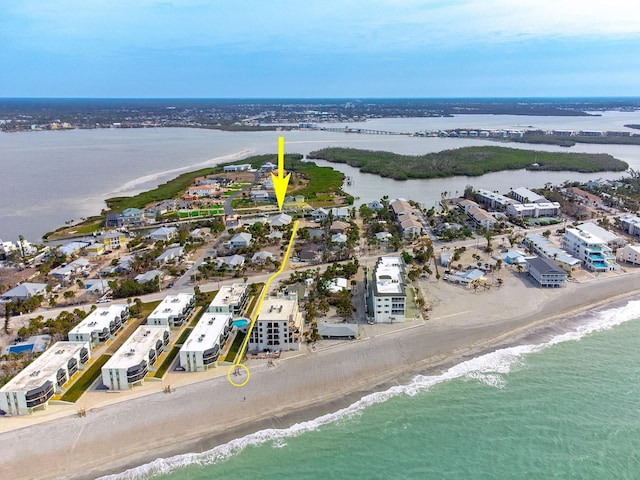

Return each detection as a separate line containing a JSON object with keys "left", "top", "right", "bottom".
{"left": 3, "top": 0, "right": 640, "bottom": 55}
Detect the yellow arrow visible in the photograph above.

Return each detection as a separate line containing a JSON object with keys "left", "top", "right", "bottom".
{"left": 271, "top": 136, "right": 291, "bottom": 211}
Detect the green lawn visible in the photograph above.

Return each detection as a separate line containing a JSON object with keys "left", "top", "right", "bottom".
{"left": 224, "top": 331, "right": 246, "bottom": 363}
{"left": 60, "top": 354, "right": 111, "bottom": 403}
{"left": 154, "top": 346, "right": 180, "bottom": 378}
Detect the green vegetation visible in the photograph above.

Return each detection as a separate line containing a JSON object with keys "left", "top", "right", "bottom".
{"left": 60, "top": 354, "right": 111, "bottom": 403}
{"left": 225, "top": 331, "right": 246, "bottom": 363}
{"left": 286, "top": 157, "right": 345, "bottom": 202}
{"left": 106, "top": 167, "right": 220, "bottom": 212}
{"left": 513, "top": 132, "right": 640, "bottom": 147}
{"left": 308, "top": 146, "right": 628, "bottom": 181}
{"left": 154, "top": 346, "right": 180, "bottom": 378}
{"left": 244, "top": 283, "right": 265, "bottom": 318}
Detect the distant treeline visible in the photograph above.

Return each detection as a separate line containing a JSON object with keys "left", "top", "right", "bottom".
{"left": 307, "top": 146, "right": 628, "bottom": 181}
{"left": 511, "top": 132, "right": 640, "bottom": 147}
{"left": 625, "top": 124, "right": 640, "bottom": 130}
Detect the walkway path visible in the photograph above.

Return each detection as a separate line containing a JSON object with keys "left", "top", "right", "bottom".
{"left": 223, "top": 171, "right": 261, "bottom": 215}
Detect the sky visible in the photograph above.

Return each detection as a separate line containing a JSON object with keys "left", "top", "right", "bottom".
{"left": 1, "top": 0, "right": 639, "bottom": 98}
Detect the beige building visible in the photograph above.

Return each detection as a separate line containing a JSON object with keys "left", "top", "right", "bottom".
{"left": 248, "top": 294, "right": 303, "bottom": 351}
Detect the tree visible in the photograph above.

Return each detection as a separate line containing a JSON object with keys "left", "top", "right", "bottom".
{"left": 4, "top": 302, "right": 13, "bottom": 334}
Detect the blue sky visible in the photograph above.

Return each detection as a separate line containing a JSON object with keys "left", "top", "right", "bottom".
{"left": 1, "top": 0, "right": 639, "bottom": 98}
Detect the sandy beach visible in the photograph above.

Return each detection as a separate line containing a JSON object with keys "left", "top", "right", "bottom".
{"left": 1, "top": 269, "right": 639, "bottom": 480}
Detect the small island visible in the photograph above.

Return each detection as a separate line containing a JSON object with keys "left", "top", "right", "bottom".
{"left": 307, "top": 146, "right": 628, "bottom": 181}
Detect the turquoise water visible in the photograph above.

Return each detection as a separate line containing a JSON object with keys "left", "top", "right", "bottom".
{"left": 232, "top": 319, "right": 249, "bottom": 328}
{"left": 102, "top": 300, "right": 640, "bottom": 480}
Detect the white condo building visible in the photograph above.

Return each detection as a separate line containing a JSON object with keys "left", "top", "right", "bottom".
{"left": 179, "top": 313, "right": 233, "bottom": 371}
{"left": 68, "top": 304, "right": 129, "bottom": 347}
{"left": 0, "top": 341, "right": 90, "bottom": 415}
{"left": 208, "top": 283, "right": 249, "bottom": 316}
{"left": 562, "top": 228, "right": 619, "bottom": 272}
{"left": 248, "top": 294, "right": 303, "bottom": 352}
{"left": 366, "top": 256, "right": 407, "bottom": 323}
{"left": 147, "top": 293, "right": 195, "bottom": 328}
{"left": 101, "top": 326, "right": 170, "bottom": 390}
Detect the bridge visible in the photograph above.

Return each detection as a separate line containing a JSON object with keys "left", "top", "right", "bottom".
{"left": 316, "top": 126, "right": 410, "bottom": 136}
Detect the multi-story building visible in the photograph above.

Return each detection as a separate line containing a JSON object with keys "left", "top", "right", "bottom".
{"left": 619, "top": 214, "right": 640, "bottom": 237}
{"left": 510, "top": 187, "right": 547, "bottom": 204}
{"left": 476, "top": 188, "right": 515, "bottom": 211}
{"left": 208, "top": 283, "right": 249, "bottom": 316}
{"left": 68, "top": 304, "right": 129, "bottom": 347}
{"left": 0, "top": 341, "right": 90, "bottom": 415}
{"left": 523, "top": 233, "right": 582, "bottom": 271}
{"left": 248, "top": 294, "right": 303, "bottom": 352}
{"left": 525, "top": 257, "right": 568, "bottom": 288}
{"left": 617, "top": 245, "right": 640, "bottom": 266}
{"left": 147, "top": 293, "right": 195, "bottom": 329}
{"left": 562, "top": 228, "right": 619, "bottom": 272}
{"left": 366, "top": 256, "right": 407, "bottom": 324}
{"left": 101, "top": 326, "right": 170, "bottom": 390}
{"left": 179, "top": 313, "right": 233, "bottom": 371}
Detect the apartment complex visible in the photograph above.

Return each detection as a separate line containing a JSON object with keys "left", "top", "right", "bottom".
{"left": 68, "top": 304, "right": 129, "bottom": 347}
{"left": 0, "top": 341, "right": 90, "bottom": 415}
{"left": 366, "top": 256, "right": 407, "bottom": 323}
{"left": 208, "top": 283, "right": 249, "bottom": 316}
{"left": 179, "top": 313, "right": 233, "bottom": 372}
{"left": 101, "top": 326, "right": 170, "bottom": 390}
{"left": 562, "top": 228, "right": 619, "bottom": 272}
{"left": 147, "top": 293, "right": 195, "bottom": 328}
{"left": 248, "top": 294, "right": 303, "bottom": 352}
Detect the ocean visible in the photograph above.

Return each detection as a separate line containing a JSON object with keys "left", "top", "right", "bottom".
{"left": 102, "top": 299, "right": 640, "bottom": 480}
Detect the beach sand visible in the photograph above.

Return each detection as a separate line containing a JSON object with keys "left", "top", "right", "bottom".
{"left": 1, "top": 269, "right": 639, "bottom": 480}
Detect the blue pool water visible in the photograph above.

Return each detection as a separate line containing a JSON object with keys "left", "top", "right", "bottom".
{"left": 7, "top": 344, "right": 34, "bottom": 354}
{"left": 232, "top": 319, "right": 249, "bottom": 328}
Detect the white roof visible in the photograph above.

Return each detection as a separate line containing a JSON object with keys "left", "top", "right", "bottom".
{"left": 270, "top": 213, "right": 292, "bottom": 226}
{"left": 209, "top": 283, "right": 248, "bottom": 310}
{"left": 512, "top": 187, "right": 546, "bottom": 203}
{"left": 69, "top": 304, "right": 128, "bottom": 337}
{"left": 258, "top": 296, "right": 298, "bottom": 322}
{"left": 373, "top": 256, "right": 405, "bottom": 295}
{"left": 0, "top": 341, "right": 89, "bottom": 393}
{"left": 181, "top": 313, "right": 231, "bottom": 354}
{"left": 103, "top": 326, "right": 168, "bottom": 370}
{"left": 148, "top": 293, "right": 194, "bottom": 321}
{"left": 576, "top": 222, "right": 621, "bottom": 244}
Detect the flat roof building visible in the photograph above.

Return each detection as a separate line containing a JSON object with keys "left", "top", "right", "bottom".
{"left": 101, "top": 325, "right": 170, "bottom": 390}
{"left": 179, "top": 313, "right": 233, "bottom": 372}
{"left": 248, "top": 294, "right": 303, "bottom": 352}
{"left": 0, "top": 341, "right": 90, "bottom": 415}
{"left": 147, "top": 293, "right": 195, "bottom": 329}
{"left": 208, "top": 283, "right": 249, "bottom": 316}
{"left": 68, "top": 304, "right": 129, "bottom": 347}
{"left": 367, "top": 256, "right": 407, "bottom": 324}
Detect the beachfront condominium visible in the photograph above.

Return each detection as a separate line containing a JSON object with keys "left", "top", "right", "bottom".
{"left": 366, "top": 256, "right": 407, "bottom": 323}
{"left": 248, "top": 294, "right": 303, "bottom": 352}
{"left": 179, "top": 313, "right": 233, "bottom": 371}
{"left": 101, "top": 325, "right": 170, "bottom": 390}
{"left": 147, "top": 293, "right": 195, "bottom": 329}
{"left": 68, "top": 304, "right": 129, "bottom": 347}
{"left": 208, "top": 283, "right": 249, "bottom": 316}
{"left": 562, "top": 228, "right": 619, "bottom": 272}
{"left": 0, "top": 341, "right": 90, "bottom": 415}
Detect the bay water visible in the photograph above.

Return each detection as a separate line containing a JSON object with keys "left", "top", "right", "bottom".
{"left": 102, "top": 299, "right": 640, "bottom": 480}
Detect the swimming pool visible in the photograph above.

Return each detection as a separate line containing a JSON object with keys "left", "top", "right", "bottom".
{"left": 232, "top": 319, "right": 249, "bottom": 328}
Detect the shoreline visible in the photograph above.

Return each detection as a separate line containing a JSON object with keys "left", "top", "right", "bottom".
{"left": 1, "top": 272, "right": 639, "bottom": 479}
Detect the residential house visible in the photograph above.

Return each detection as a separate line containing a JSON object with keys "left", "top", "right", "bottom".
{"left": 118, "top": 208, "right": 144, "bottom": 226}
{"left": 330, "top": 207, "right": 349, "bottom": 219}
{"left": 149, "top": 226, "right": 177, "bottom": 242}
{"left": 50, "top": 259, "right": 90, "bottom": 283}
{"left": 311, "top": 208, "right": 329, "bottom": 222}
{"left": 135, "top": 270, "right": 163, "bottom": 284}
{"left": 85, "top": 243, "right": 105, "bottom": 257}
{"left": 155, "top": 246, "right": 184, "bottom": 265}
{"left": 223, "top": 164, "right": 251, "bottom": 172}
{"left": 331, "top": 233, "right": 348, "bottom": 244}
{"left": 444, "top": 269, "right": 485, "bottom": 287}
{"left": 58, "top": 241, "right": 90, "bottom": 257}
{"left": 260, "top": 162, "right": 277, "bottom": 172}
{"left": 186, "top": 185, "right": 217, "bottom": 197}
{"left": 565, "top": 187, "right": 603, "bottom": 208}
{"left": 619, "top": 215, "right": 640, "bottom": 237}
{"left": 270, "top": 213, "right": 292, "bottom": 227}
{"left": 374, "top": 232, "right": 392, "bottom": 243}
{"left": 252, "top": 251, "right": 275, "bottom": 264}
{"left": 0, "top": 283, "right": 48, "bottom": 303}
{"left": 250, "top": 190, "right": 270, "bottom": 202}
{"left": 215, "top": 254, "right": 246, "bottom": 269}
{"left": 329, "top": 220, "right": 350, "bottom": 234}
{"left": 400, "top": 218, "right": 423, "bottom": 238}
{"left": 229, "top": 232, "right": 252, "bottom": 249}
{"left": 367, "top": 200, "right": 384, "bottom": 211}
{"left": 526, "top": 256, "right": 567, "bottom": 288}
{"left": 102, "top": 231, "right": 126, "bottom": 250}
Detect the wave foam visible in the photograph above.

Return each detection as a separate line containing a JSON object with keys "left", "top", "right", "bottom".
{"left": 98, "top": 299, "right": 640, "bottom": 480}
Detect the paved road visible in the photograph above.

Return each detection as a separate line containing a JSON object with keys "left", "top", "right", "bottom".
{"left": 223, "top": 171, "right": 261, "bottom": 215}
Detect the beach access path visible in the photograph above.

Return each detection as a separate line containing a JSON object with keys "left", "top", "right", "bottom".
{"left": 2, "top": 266, "right": 640, "bottom": 480}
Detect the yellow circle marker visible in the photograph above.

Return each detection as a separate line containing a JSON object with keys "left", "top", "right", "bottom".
{"left": 227, "top": 363, "right": 250, "bottom": 387}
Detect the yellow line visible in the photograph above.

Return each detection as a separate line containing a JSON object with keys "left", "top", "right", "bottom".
{"left": 235, "top": 220, "right": 299, "bottom": 364}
